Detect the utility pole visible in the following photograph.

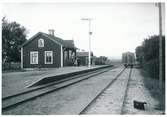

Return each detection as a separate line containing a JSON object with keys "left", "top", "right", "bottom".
{"left": 81, "top": 18, "right": 92, "bottom": 67}
{"left": 158, "top": 2, "right": 163, "bottom": 90}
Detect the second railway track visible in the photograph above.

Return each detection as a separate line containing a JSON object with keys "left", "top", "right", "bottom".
{"left": 2, "top": 66, "right": 115, "bottom": 111}
{"left": 79, "top": 67, "right": 132, "bottom": 114}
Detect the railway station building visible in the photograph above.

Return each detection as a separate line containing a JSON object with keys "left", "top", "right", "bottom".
{"left": 21, "top": 29, "right": 77, "bottom": 68}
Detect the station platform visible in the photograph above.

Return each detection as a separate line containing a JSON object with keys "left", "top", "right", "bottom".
{"left": 2, "top": 65, "right": 111, "bottom": 98}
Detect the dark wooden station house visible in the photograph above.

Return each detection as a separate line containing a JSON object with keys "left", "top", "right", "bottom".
{"left": 21, "top": 29, "right": 77, "bottom": 68}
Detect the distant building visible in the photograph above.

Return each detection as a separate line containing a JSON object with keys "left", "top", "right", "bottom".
{"left": 122, "top": 52, "right": 135, "bottom": 65}
{"left": 94, "top": 56, "right": 108, "bottom": 65}
{"left": 21, "top": 29, "right": 77, "bottom": 68}
{"left": 76, "top": 51, "right": 95, "bottom": 66}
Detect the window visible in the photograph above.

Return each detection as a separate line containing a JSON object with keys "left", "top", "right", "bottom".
{"left": 30, "top": 51, "right": 38, "bottom": 64}
{"left": 45, "top": 51, "right": 53, "bottom": 64}
{"left": 38, "top": 39, "right": 44, "bottom": 47}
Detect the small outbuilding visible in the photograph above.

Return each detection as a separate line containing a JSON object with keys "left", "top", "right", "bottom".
{"left": 76, "top": 51, "right": 94, "bottom": 66}
{"left": 21, "top": 29, "right": 77, "bottom": 68}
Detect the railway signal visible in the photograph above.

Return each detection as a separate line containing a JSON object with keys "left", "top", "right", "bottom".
{"left": 81, "top": 18, "right": 92, "bottom": 67}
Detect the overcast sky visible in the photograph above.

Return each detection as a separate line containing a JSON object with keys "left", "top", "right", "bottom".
{"left": 1, "top": 2, "right": 165, "bottom": 59}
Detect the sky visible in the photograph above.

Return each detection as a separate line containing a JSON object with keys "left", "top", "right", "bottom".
{"left": 1, "top": 2, "right": 165, "bottom": 59}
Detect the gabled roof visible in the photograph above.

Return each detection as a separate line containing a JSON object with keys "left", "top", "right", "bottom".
{"left": 43, "top": 32, "right": 76, "bottom": 48}
{"left": 21, "top": 31, "right": 77, "bottom": 49}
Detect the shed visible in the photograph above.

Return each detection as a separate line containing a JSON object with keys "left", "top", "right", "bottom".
{"left": 76, "top": 51, "right": 94, "bottom": 66}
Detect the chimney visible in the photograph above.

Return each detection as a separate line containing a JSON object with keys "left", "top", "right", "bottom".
{"left": 48, "top": 29, "right": 54, "bottom": 36}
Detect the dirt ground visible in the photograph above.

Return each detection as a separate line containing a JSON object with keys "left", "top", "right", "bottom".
{"left": 2, "top": 66, "right": 99, "bottom": 97}
{"left": 122, "top": 68, "right": 165, "bottom": 114}
{"left": 2, "top": 67, "right": 165, "bottom": 115}
{"left": 2, "top": 67, "right": 123, "bottom": 115}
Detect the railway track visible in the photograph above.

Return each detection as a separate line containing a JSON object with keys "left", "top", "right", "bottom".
{"left": 79, "top": 67, "right": 132, "bottom": 114}
{"left": 2, "top": 66, "right": 115, "bottom": 111}
{"left": 121, "top": 67, "right": 132, "bottom": 114}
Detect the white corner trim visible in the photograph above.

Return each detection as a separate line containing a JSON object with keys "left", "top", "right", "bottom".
{"left": 21, "top": 47, "right": 23, "bottom": 68}
{"left": 61, "top": 45, "right": 63, "bottom": 67}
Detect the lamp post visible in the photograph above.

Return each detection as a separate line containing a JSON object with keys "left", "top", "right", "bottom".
{"left": 81, "top": 18, "right": 92, "bottom": 67}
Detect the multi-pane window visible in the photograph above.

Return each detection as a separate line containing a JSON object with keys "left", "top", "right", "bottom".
{"left": 38, "top": 39, "right": 44, "bottom": 47}
{"left": 45, "top": 51, "right": 53, "bottom": 64}
{"left": 30, "top": 51, "right": 38, "bottom": 64}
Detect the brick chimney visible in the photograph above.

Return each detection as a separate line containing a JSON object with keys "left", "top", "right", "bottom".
{"left": 48, "top": 29, "right": 54, "bottom": 36}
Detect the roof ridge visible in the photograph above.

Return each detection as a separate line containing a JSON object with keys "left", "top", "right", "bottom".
{"left": 21, "top": 31, "right": 76, "bottom": 49}
{"left": 42, "top": 32, "right": 76, "bottom": 48}
{"left": 42, "top": 32, "right": 64, "bottom": 41}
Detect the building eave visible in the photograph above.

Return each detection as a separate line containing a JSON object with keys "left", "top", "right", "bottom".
{"left": 20, "top": 32, "right": 63, "bottom": 48}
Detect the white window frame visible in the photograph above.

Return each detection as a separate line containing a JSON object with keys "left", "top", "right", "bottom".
{"left": 30, "top": 51, "right": 38, "bottom": 64}
{"left": 38, "top": 38, "right": 44, "bottom": 47}
{"left": 45, "top": 51, "right": 53, "bottom": 64}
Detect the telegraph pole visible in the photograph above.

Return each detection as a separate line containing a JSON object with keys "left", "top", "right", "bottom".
{"left": 81, "top": 18, "right": 92, "bottom": 67}
{"left": 158, "top": 3, "right": 163, "bottom": 89}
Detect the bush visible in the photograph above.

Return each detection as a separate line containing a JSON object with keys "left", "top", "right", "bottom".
{"left": 143, "top": 59, "right": 159, "bottom": 78}
{"left": 135, "top": 35, "right": 165, "bottom": 80}
{"left": 2, "top": 62, "right": 21, "bottom": 70}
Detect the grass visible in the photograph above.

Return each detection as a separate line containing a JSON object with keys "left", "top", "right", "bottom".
{"left": 141, "top": 69, "right": 165, "bottom": 112}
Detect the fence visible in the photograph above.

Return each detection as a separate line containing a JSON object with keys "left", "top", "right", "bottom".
{"left": 2, "top": 62, "right": 21, "bottom": 70}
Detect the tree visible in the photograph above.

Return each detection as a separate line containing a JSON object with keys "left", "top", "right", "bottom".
{"left": 136, "top": 46, "right": 145, "bottom": 67}
{"left": 142, "top": 36, "right": 159, "bottom": 62}
{"left": 135, "top": 35, "right": 165, "bottom": 79}
{"left": 2, "top": 17, "right": 27, "bottom": 63}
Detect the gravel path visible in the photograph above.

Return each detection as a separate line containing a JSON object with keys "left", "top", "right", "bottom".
{"left": 121, "top": 68, "right": 164, "bottom": 114}
{"left": 3, "top": 66, "right": 123, "bottom": 115}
